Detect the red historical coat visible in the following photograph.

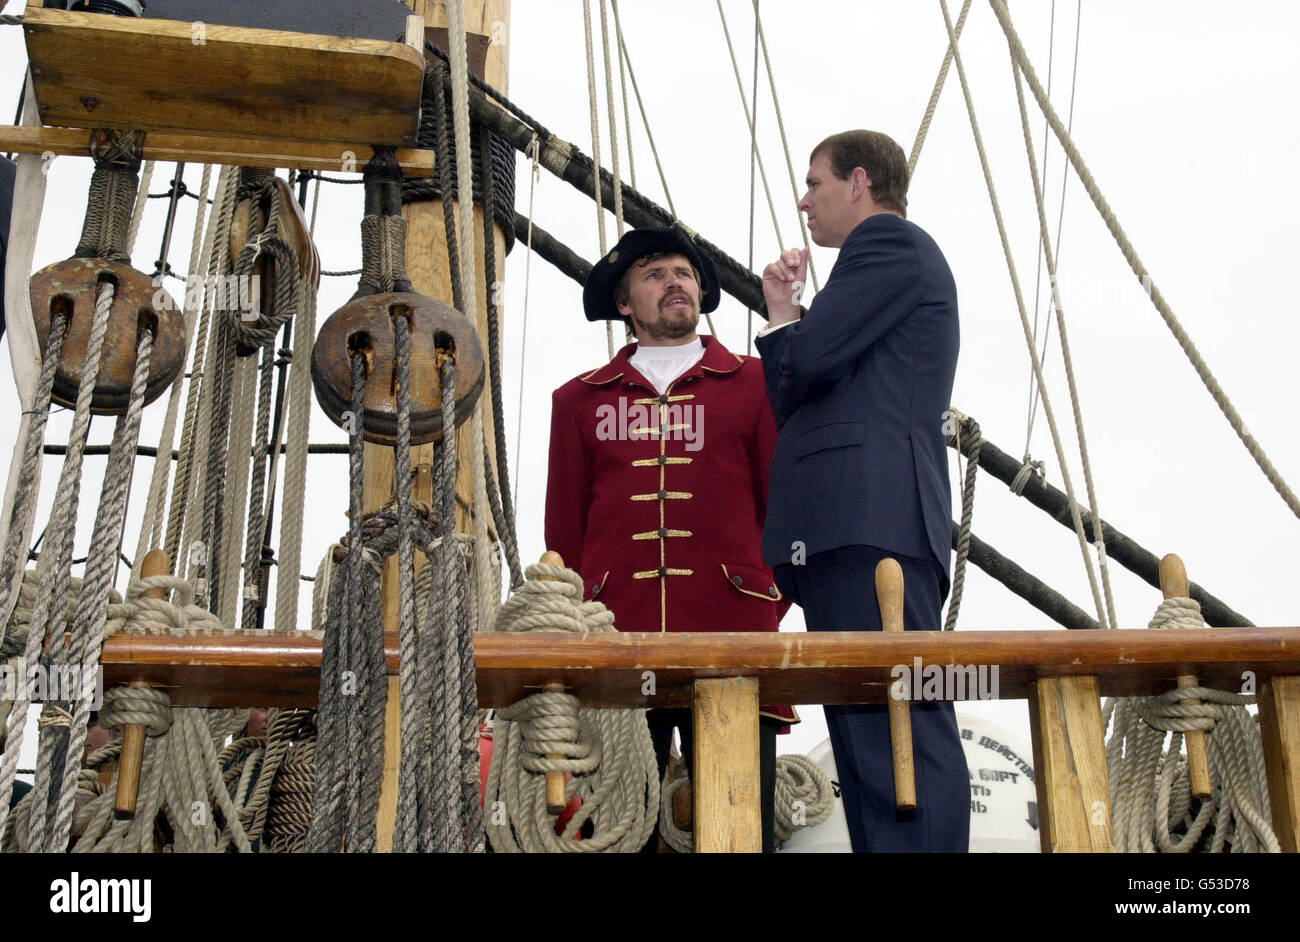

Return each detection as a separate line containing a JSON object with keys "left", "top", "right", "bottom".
{"left": 545, "top": 335, "right": 795, "bottom": 724}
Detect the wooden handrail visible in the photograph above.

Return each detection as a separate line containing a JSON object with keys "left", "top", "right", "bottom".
{"left": 95, "top": 626, "right": 1300, "bottom": 708}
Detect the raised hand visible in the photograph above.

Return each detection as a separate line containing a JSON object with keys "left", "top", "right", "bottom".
{"left": 761, "top": 247, "right": 809, "bottom": 326}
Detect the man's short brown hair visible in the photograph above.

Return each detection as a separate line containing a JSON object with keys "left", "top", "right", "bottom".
{"left": 614, "top": 252, "right": 702, "bottom": 309}
{"left": 811, "top": 130, "right": 909, "bottom": 216}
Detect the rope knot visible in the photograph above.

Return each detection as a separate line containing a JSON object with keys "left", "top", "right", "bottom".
{"left": 1148, "top": 596, "right": 1205, "bottom": 630}
{"left": 1010, "top": 454, "right": 1046, "bottom": 495}
{"left": 99, "top": 684, "right": 172, "bottom": 736}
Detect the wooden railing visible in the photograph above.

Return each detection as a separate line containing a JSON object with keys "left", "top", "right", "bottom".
{"left": 99, "top": 625, "right": 1300, "bottom": 853}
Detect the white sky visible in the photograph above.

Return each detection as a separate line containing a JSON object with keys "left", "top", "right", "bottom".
{"left": 3, "top": 0, "right": 1299, "bottom": 762}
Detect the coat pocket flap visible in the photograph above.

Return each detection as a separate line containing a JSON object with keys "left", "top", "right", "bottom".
{"left": 791, "top": 421, "right": 865, "bottom": 458}
{"left": 721, "top": 563, "right": 783, "bottom": 601}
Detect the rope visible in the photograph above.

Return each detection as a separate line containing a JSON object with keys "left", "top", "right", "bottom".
{"left": 132, "top": 164, "right": 215, "bottom": 582}
{"left": 308, "top": 353, "right": 387, "bottom": 853}
{"left": 1009, "top": 47, "right": 1119, "bottom": 631}
{"left": 608, "top": 2, "right": 676, "bottom": 217}
{"left": 944, "top": 409, "right": 980, "bottom": 630}
{"left": 656, "top": 751, "right": 834, "bottom": 851}
{"left": 512, "top": 137, "right": 541, "bottom": 513}
{"left": 909, "top": 0, "right": 971, "bottom": 175}
{"left": 1104, "top": 596, "right": 1279, "bottom": 853}
{"left": 485, "top": 563, "right": 658, "bottom": 853}
{"left": 991, "top": 0, "right": 1300, "bottom": 523}
{"left": 446, "top": 0, "right": 499, "bottom": 642}
{"left": 751, "top": 0, "right": 819, "bottom": 291}
{"left": 479, "top": 125, "right": 523, "bottom": 589}
{"left": 275, "top": 173, "right": 321, "bottom": 632}
{"left": 581, "top": 0, "right": 615, "bottom": 359}
{"left": 0, "top": 314, "right": 68, "bottom": 657}
{"left": 74, "top": 130, "right": 144, "bottom": 261}
{"left": 938, "top": 0, "right": 1111, "bottom": 628}
{"left": 715, "top": 0, "right": 784, "bottom": 252}
{"left": 34, "top": 325, "right": 156, "bottom": 851}
{"left": 126, "top": 159, "right": 154, "bottom": 256}
{"left": 167, "top": 166, "right": 237, "bottom": 573}
{"left": 0, "top": 277, "right": 116, "bottom": 847}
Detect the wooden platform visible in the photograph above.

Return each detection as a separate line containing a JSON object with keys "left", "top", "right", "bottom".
{"left": 22, "top": 2, "right": 425, "bottom": 146}
{"left": 97, "top": 626, "right": 1300, "bottom": 708}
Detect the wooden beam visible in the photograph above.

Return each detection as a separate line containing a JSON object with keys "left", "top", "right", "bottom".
{"left": 693, "top": 677, "right": 761, "bottom": 853}
{"left": 1258, "top": 675, "right": 1300, "bottom": 852}
{"left": 22, "top": 4, "right": 424, "bottom": 145}
{"left": 0, "top": 125, "right": 434, "bottom": 176}
{"left": 1027, "top": 676, "right": 1115, "bottom": 852}
{"left": 95, "top": 626, "right": 1300, "bottom": 709}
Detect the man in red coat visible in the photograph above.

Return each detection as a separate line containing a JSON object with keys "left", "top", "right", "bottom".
{"left": 545, "top": 227, "right": 794, "bottom": 852}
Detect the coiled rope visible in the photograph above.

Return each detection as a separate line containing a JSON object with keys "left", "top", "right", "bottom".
{"left": 485, "top": 562, "right": 658, "bottom": 853}
{"left": 1104, "top": 596, "right": 1278, "bottom": 853}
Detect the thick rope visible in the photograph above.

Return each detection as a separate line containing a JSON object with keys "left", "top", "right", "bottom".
{"left": 658, "top": 752, "right": 834, "bottom": 852}
{"left": 485, "top": 563, "right": 658, "bottom": 853}
{"left": 36, "top": 327, "right": 156, "bottom": 851}
{"left": 479, "top": 125, "right": 523, "bottom": 589}
{"left": 167, "top": 167, "right": 237, "bottom": 572}
{"left": 275, "top": 169, "right": 322, "bottom": 631}
{"left": 132, "top": 164, "right": 216, "bottom": 582}
{"left": 447, "top": 0, "right": 499, "bottom": 638}
{"left": 909, "top": 0, "right": 971, "bottom": 176}
{"left": 939, "top": 0, "right": 1111, "bottom": 628}
{"left": 944, "top": 409, "right": 980, "bottom": 630}
{"left": 0, "top": 279, "right": 115, "bottom": 846}
{"left": 1104, "top": 596, "right": 1279, "bottom": 853}
{"left": 990, "top": 0, "right": 1300, "bottom": 523}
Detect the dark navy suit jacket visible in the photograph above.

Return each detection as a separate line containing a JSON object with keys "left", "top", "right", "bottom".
{"left": 755, "top": 213, "right": 959, "bottom": 593}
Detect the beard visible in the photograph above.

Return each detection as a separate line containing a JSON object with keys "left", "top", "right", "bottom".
{"left": 629, "top": 299, "right": 700, "bottom": 341}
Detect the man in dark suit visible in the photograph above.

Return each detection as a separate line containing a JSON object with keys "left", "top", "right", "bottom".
{"left": 755, "top": 130, "right": 969, "bottom": 852}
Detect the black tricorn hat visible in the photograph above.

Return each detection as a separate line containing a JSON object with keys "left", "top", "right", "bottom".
{"left": 582, "top": 226, "right": 721, "bottom": 322}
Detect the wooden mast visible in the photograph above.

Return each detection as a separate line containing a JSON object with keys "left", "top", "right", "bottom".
{"left": 367, "top": 0, "right": 511, "bottom": 852}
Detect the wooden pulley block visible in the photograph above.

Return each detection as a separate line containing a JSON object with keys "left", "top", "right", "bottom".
{"left": 310, "top": 291, "right": 484, "bottom": 445}
{"left": 29, "top": 257, "right": 185, "bottom": 414}
{"left": 230, "top": 177, "right": 321, "bottom": 289}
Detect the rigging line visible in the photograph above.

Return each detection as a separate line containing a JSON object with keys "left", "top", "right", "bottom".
{"left": 598, "top": 0, "right": 642, "bottom": 344}
{"left": 1024, "top": 0, "right": 1058, "bottom": 456}
{"left": 598, "top": 0, "right": 625, "bottom": 241}
{"left": 581, "top": 0, "right": 615, "bottom": 359}
{"left": 992, "top": 0, "right": 1300, "bottom": 525}
{"left": 1011, "top": 49, "right": 1118, "bottom": 630}
{"left": 908, "top": 0, "right": 971, "bottom": 176}
{"left": 751, "top": 0, "right": 819, "bottom": 292}
{"left": 612, "top": 0, "right": 636, "bottom": 190}
{"left": 512, "top": 138, "right": 540, "bottom": 514}
{"left": 609, "top": 1, "right": 675, "bottom": 217}
{"left": 1025, "top": 2, "right": 1084, "bottom": 472}
{"left": 716, "top": 0, "right": 784, "bottom": 249}
{"left": 938, "top": 0, "right": 1109, "bottom": 627}
{"left": 747, "top": 5, "right": 759, "bottom": 355}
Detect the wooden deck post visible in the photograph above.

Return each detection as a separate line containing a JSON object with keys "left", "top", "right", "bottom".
{"left": 1258, "top": 675, "right": 1300, "bottom": 852}
{"left": 1027, "top": 675, "right": 1115, "bottom": 852}
{"left": 693, "top": 677, "right": 761, "bottom": 853}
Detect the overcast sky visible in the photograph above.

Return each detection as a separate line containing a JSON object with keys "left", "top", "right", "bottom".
{"left": 3, "top": 0, "right": 1298, "bottom": 759}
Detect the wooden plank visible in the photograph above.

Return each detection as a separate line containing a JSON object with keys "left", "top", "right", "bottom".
{"left": 1027, "top": 676, "right": 1114, "bottom": 852}
{"left": 693, "top": 677, "right": 761, "bottom": 853}
{"left": 0, "top": 125, "right": 434, "bottom": 176}
{"left": 96, "top": 626, "right": 1300, "bottom": 708}
{"left": 22, "top": 5, "right": 424, "bottom": 145}
{"left": 1258, "top": 675, "right": 1300, "bottom": 853}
